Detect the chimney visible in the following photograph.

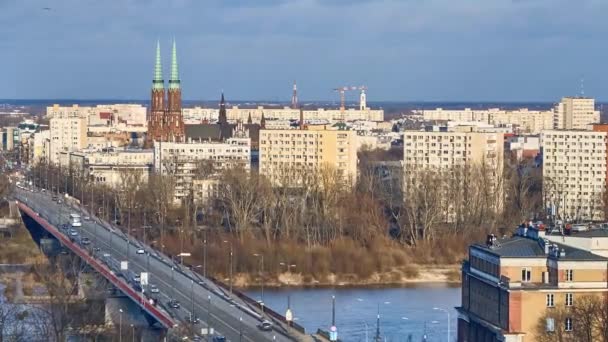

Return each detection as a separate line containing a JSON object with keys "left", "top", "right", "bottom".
{"left": 299, "top": 108, "right": 304, "bottom": 130}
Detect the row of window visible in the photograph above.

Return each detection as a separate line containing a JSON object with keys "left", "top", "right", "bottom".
{"left": 546, "top": 293, "right": 573, "bottom": 307}
{"left": 521, "top": 268, "right": 573, "bottom": 282}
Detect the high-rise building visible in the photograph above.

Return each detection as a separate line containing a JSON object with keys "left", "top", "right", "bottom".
{"left": 146, "top": 40, "right": 184, "bottom": 146}
{"left": 259, "top": 125, "right": 358, "bottom": 186}
{"left": 49, "top": 110, "right": 88, "bottom": 164}
{"left": 541, "top": 129, "right": 607, "bottom": 221}
{"left": 458, "top": 225, "right": 608, "bottom": 342}
{"left": 554, "top": 97, "right": 600, "bottom": 130}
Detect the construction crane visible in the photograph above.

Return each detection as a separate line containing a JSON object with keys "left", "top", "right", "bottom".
{"left": 333, "top": 86, "right": 368, "bottom": 121}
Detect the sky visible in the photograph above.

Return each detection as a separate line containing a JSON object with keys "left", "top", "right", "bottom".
{"left": 2, "top": 0, "right": 608, "bottom": 102}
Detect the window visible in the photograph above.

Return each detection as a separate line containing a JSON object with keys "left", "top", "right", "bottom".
{"left": 565, "top": 293, "right": 573, "bottom": 306}
{"left": 546, "top": 318, "right": 555, "bottom": 332}
{"left": 546, "top": 294, "right": 555, "bottom": 307}
{"left": 521, "top": 268, "right": 531, "bottom": 282}
{"left": 565, "top": 269, "right": 574, "bottom": 282}
{"left": 565, "top": 317, "right": 573, "bottom": 332}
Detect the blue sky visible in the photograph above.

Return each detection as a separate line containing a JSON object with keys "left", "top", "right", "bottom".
{"left": 2, "top": 0, "right": 608, "bottom": 102}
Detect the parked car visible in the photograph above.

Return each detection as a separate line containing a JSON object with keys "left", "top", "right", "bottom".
{"left": 257, "top": 320, "right": 272, "bottom": 331}
{"left": 571, "top": 224, "right": 590, "bottom": 232}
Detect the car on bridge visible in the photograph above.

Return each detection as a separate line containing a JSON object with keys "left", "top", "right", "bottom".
{"left": 68, "top": 229, "right": 78, "bottom": 237}
{"left": 168, "top": 299, "right": 180, "bottom": 309}
{"left": 257, "top": 320, "right": 272, "bottom": 331}
{"left": 136, "top": 248, "right": 145, "bottom": 255}
{"left": 149, "top": 284, "right": 159, "bottom": 293}
{"left": 81, "top": 237, "right": 91, "bottom": 245}
{"left": 212, "top": 336, "right": 226, "bottom": 342}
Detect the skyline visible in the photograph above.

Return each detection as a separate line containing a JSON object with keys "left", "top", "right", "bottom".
{"left": 3, "top": 0, "right": 608, "bottom": 101}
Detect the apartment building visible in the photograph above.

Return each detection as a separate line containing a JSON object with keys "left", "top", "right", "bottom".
{"left": 58, "top": 148, "right": 154, "bottom": 187}
{"left": 30, "top": 130, "right": 51, "bottom": 164}
{"left": 259, "top": 125, "right": 358, "bottom": 186}
{"left": 403, "top": 128, "right": 504, "bottom": 171}
{"left": 541, "top": 130, "right": 607, "bottom": 221}
{"left": 458, "top": 225, "right": 608, "bottom": 342}
{"left": 154, "top": 135, "right": 251, "bottom": 203}
{"left": 49, "top": 109, "right": 88, "bottom": 164}
{"left": 47, "top": 104, "right": 147, "bottom": 127}
{"left": 554, "top": 97, "right": 600, "bottom": 130}
{"left": 420, "top": 97, "right": 599, "bottom": 134}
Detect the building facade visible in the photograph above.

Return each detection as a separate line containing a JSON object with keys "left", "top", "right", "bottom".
{"left": 259, "top": 125, "right": 358, "bottom": 186}
{"left": 458, "top": 226, "right": 608, "bottom": 342}
{"left": 49, "top": 110, "right": 88, "bottom": 164}
{"left": 554, "top": 97, "right": 600, "bottom": 130}
{"left": 541, "top": 130, "right": 607, "bottom": 222}
{"left": 154, "top": 126, "right": 251, "bottom": 203}
{"left": 58, "top": 148, "right": 154, "bottom": 187}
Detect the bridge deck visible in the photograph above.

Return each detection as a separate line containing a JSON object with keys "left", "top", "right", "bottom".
{"left": 17, "top": 200, "right": 175, "bottom": 329}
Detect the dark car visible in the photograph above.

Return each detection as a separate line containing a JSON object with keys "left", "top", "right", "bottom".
{"left": 187, "top": 315, "right": 200, "bottom": 324}
{"left": 168, "top": 299, "right": 180, "bottom": 309}
{"left": 81, "top": 237, "right": 91, "bottom": 245}
{"left": 212, "top": 337, "right": 226, "bottom": 342}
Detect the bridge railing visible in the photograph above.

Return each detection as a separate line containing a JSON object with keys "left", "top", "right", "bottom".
{"left": 16, "top": 200, "right": 176, "bottom": 329}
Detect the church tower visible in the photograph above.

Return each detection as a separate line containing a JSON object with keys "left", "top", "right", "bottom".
{"left": 165, "top": 40, "right": 185, "bottom": 141}
{"left": 218, "top": 92, "right": 228, "bottom": 125}
{"left": 147, "top": 41, "right": 166, "bottom": 145}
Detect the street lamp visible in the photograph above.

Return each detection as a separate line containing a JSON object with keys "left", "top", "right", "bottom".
{"left": 223, "top": 240, "right": 233, "bottom": 294}
{"left": 119, "top": 308, "right": 123, "bottom": 342}
{"left": 253, "top": 253, "right": 265, "bottom": 313}
{"left": 130, "top": 324, "right": 134, "bottom": 342}
{"left": 433, "top": 307, "right": 451, "bottom": 342}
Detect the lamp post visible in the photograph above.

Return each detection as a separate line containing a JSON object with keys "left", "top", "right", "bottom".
{"left": 207, "top": 294, "right": 212, "bottom": 342}
{"left": 253, "top": 253, "right": 265, "bottom": 313}
{"left": 223, "top": 240, "right": 233, "bottom": 294}
{"left": 433, "top": 307, "right": 451, "bottom": 342}
{"left": 203, "top": 228, "right": 207, "bottom": 279}
{"left": 130, "top": 324, "right": 134, "bottom": 342}
{"left": 118, "top": 308, "right": 123, "bottom": 342}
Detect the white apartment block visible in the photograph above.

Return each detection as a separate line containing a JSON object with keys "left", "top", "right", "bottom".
{"left": 47, "top": 104, "right": 147, "bottom": 128}
{"left": 228, "top": 106, "right": 384, "bottom": 123}
{"left": 259, "top": 126, "right": 358, "bottom": 186}
{"left": 541, "top": 130, "right": 607, "bottom": 222}
{"left": 419, "top": 97, "right": 599, "bottom": 134}
{"left": 154, "top": 136, "right": 251, "bottom": 203}
{"left": 403, "top": 129, "right": 504, "bottom": 171}
{"left": 58, "top": 148, "right": 154, "bottom": 188}
{"left": 49, "top": 110, "right": 88, "bottom": 164}
{"left": 30, "top": 130, "right": 51, "bottom": 164}
{"left": 554, "top": 97, "right": 600, "bottom": 130}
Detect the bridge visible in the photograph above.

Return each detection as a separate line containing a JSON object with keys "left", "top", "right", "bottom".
{"left": 13, "top": 186, "right": 319, "bottom": 342}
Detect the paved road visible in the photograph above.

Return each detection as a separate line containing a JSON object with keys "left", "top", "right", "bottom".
{"left": 15, "top": 187, "right": 307, "bottom": 342}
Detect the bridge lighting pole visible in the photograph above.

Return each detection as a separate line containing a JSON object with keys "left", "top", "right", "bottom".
{"left": 190, "top": 279, "right": 195, "bottom": 322}
{"left": 203, "top": 228, "right": 207, "bottom": 279}
{"left": 207, "top": 294, "right": 212, "bottom": 342}
{"left": 119, "top": 308, "right": 123, "bottom": 342}
{"left": 253, "top": 253, "right": 265, "bottom": 313}
{"left": 223, "top": 240, "right": 233, "bottom": 294}
{"left": 239, "top": 316, "right": 243, "bottom": 342}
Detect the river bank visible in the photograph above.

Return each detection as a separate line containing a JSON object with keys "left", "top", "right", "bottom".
{"left": 229, "top": 264, "right": 461, "bottom": 288}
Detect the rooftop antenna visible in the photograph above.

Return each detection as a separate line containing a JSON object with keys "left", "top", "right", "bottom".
{"left": 580, "top": 77, "right": 585, "bottom": 97}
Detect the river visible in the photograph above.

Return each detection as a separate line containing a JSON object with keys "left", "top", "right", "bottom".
{"left": 246, "top": 283, "right": 460, "bottom": 341}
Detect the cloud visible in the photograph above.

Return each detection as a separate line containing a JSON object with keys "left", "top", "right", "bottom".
{"left": 1, "top": 0, "right": 608, "bottom": 101}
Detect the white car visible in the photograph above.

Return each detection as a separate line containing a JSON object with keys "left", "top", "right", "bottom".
{"left": 136, "top": 249, "right": 145, "bottom": 255}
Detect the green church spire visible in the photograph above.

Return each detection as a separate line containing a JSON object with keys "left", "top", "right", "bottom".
{"left": 169, "top": 39, "right": 180, "bottom": 90}
{"left": 153, "top": 40, "right": 164, "bottom": 90}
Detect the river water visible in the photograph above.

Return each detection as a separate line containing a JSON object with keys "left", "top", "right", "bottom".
{"left": 246, "top": 283, "right": 460, "bottom": 341}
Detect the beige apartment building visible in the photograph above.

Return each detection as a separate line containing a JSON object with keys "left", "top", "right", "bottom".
{"left": 403, "top": 128, "right": 504, "bottom": 170}
{"left": 58, "top": 148, "right": 154, "bottom": 187}
{"left": 49, "top": 109, "right": 88, "bottom": 164}
{"left": 47, "top": 104, "right": 147, "bottom": 127}
{"left": 29, "top": 130, "right": 51, "bottom": 164}
{"left": 259, "top": 125, "right": 358, "bottom": 186}
{"left": 541, "top": 130, "right": 607, "bottom": 221}
{"left": 554, "top": 97, "right": 600, "bottom": 130}
{"left": 420, "top": 97, "right": 599, "bottom": 134}
{"left": 458, "top": 225, "right": 608, "bottom": 342}
{"left": 154, "top": 135, "right": 251, "bottom": 203}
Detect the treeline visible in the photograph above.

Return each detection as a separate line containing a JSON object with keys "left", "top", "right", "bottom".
{"left": 28, "top": 152, "right": 543, "bottom": 281}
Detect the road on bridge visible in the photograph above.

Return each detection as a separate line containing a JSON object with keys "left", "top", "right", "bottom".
{"left": 16, "top": 187, "right": 313, "bottom": 342}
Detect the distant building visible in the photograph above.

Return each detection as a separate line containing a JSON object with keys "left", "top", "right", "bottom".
{"left": 541, "top": 129, "right": 607, "bottom": 221}
{"left": 419, "top": 97, "right": 599, "bottom": 134}
{"left": 227, "top": 106, "right": 384, "bottom": 123}
{"left": 554, "top": 96, "right": 599, "bottom": 130}
{"left": 154, "top": 123, "right": 251, "bottom": 203}
{"left": 30, "top": 130, "right": 51, "bottom": 164}
{"left": 259, "top": 125, "right": 358, "bottom": 186}
{"left": 506, "top": 135, "right": 540, "bottom": 162}
{"left": 49, "top": 110, "right": 88, "bottom": 164}
{"left": 58, "top": 148, "right": 154, "bottom": 187}
{"left": 458, "top": 225, "right": 608, "bottom": 342}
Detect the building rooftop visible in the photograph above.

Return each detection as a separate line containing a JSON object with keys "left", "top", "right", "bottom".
{"left": 472, "top": 232, "right": 608, "bottom": 261}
